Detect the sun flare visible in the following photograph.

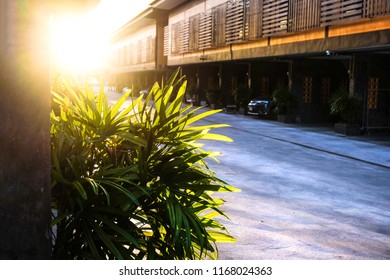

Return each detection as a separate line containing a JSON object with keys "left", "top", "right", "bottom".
{"left": 50, "top": 0, "right": 150, "bottom": 75}
{"left": 50, "top": 17, "right": 108, "bottom": 74}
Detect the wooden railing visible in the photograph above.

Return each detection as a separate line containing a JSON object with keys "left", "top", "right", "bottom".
{"left": 364, "top": 0, "right": 390, "bottom": 18}
{"left": 164, "top": 0, "right": 390, "bottom": 55}
{"left": 288, "top": 0, "right": 321, "bottom": 32}
{"left": 199, "top": 11, "right": 213, "bottom": 49}
{"left": 262, "top": 0, "right": 289, "bottom": 36}
{"left": 321, "top": 0, "right": 364, "bottom": 26}
{"left": 226, "top": 0, "right": 246, "bottom": 43}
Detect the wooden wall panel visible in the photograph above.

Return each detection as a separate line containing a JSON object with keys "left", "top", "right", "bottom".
{"left": 288, "top": 0, "right": 321, "bottom": 32}
{"left": 262, "top": 0, "right": 289, "bottom": 36}
{"left": 321, "top": 0, "right": 363, "bottom": 26}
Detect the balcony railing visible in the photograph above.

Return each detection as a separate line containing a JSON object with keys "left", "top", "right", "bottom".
{"left": 262, "top": 0, "right": 289, "bottom": 36}
{"left": 114, "top": 36, "right": 155, "bottom": 68}
{"left": 364, "top": 0, "right": 390, "bottom": 18}
{"left": 288, "top": 0, "right": 321, "bottom": 32}
{"left": 321, "top": 0, "right": 363, "bottom": 26}
{"left": 164, "top": 0, "right": 390, "bottom": 56}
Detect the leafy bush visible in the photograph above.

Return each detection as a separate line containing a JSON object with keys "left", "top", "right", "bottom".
{"left": 329, "top": 87, "right": 361, "bottom": 124}
{"left": 206, "top": 86, "right": 220, "bottom": 105}
{"left": 272, "top": 84, "right": 294, "bottom": 115}
{"left": 234, "top": 85, "right": 252, "bottom": 110}
{"left": 50, "top": 69, "right": 238, "bottom": 260}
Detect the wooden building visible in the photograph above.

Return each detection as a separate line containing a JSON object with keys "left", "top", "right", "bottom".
{"left": 111, "top": 0, "right": 390, "bottom": 129}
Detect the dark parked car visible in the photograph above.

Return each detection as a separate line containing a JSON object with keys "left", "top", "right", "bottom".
{"left": 247, "top": 97, "right": 274, "bottom": 117}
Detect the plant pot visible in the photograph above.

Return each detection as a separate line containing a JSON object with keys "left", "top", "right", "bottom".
{"left": 277, "top": 114, "right": 295, "bottom": 123}
{"left": 225, "top": 105, "right": 236, "bottom": 113}
{"left": 334, "top": 123, "right": 361, "bottom": 136}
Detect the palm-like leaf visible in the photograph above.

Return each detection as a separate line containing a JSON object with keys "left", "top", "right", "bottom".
{"left": 50, "top": 69, "right": 238, "bottom": 260}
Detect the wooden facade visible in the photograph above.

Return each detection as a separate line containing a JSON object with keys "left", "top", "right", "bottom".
{"left": 112, "top": 25, "right": 156, "bottom": 72}
{"left": 111, "top": 0, "right": 390, "bottom": 128}
{"left": 164, "top": 0, "right": 390, "bottom": 56}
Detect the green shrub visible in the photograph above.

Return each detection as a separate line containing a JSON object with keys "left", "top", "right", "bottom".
{"left": 50, "top": 69, "right": 238, "bottom": 260}
{"left": 272, "top": 84, "right": 294, "bottom": 115}
{"left": 329, "top": 87, "right": 361, "bottom": 124}
{"left": 234, "top": 85, "right": 252, "bottom": 110}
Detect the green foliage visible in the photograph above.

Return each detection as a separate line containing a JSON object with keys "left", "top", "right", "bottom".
{"left": 272, "top": 84, "right": 294, "bottom": 115}
{"left": 186, "top": 84, "right": 200, "bottom": 101}
{"left": 329, "top": 87, "right": 361, "bottom": 124}
{"left": 234, "top": 85, "right": 252, "bottom": 109}
{"left": 206, "top": 86, "right": 220, "bottom": 105}
{"left": 50, "top": 69, "right": 238, "bottom": 260}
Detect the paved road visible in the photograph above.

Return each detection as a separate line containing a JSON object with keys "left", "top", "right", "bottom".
{"left": 105, "top": 90, "right": 390, "bottom": 259}
{"left": 196, "top": 110, "right": 390, "bottom": 260}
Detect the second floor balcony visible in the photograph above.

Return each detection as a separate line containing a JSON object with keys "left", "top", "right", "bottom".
{"left": 165, "top": 0, "right": 390, "bottom": 56}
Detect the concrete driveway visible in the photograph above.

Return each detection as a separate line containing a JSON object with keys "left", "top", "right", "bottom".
{"left": 198, "top": 110, "right": 390, "bottom": 259}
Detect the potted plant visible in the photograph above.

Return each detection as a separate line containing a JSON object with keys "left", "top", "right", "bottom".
{"left": 206, "top": 86, "right": 220, "bottom": 109}
{"left": 234, "top": 84, "right": 252, "bottom": 115}
{"left": 186, "top": 85, "right": 200, "bottom": 105}
{"left": 272, "top": 83, "right": 295, "bottom": 123}
{"left": 329, "top": 87, "right": 362, "bottom": 135}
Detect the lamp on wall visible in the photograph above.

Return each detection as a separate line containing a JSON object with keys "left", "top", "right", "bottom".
{"left": 326, "top": 50, "right": 335, "bottom": 56}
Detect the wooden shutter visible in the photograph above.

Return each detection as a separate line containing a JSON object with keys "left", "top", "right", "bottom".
{"left": 321, "top": 0, "right": 363, "bottom": 26}
{"left": 262, "top": 0, "right": 289, "bottom": 36}
{"left": 163, "top": 25, "right": 169, "bottom": 56}
{"left": 288, "top": 0, "right": 321, "bottom": 32}
{"left": 199, "top": 11, "right": 213, "bottom": 49}
{"left": 226, "top": 0, "right": 246, "bottom": 43}
{"left": 189, "top": 15, "right": 200, "bottom": 51}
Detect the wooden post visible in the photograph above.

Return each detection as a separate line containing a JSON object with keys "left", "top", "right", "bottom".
{"left": 0, "top": 0, "right": 51, "bottom": 259}
{"left": 0, "top": 0, "right": 98, "bottom": 260}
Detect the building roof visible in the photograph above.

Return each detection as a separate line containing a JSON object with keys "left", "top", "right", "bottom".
{"left": 149, "top": 0, "right": 189, "bottom": 10}
{"left": 112, "top": 0, "right": 190, "bottom": 40}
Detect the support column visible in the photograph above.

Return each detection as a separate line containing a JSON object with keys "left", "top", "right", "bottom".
{"left": 0, "top": 0, "right": 98, "bottom": 260}
{"left": 0, "top": 0, "right": 51, "bottom": 259}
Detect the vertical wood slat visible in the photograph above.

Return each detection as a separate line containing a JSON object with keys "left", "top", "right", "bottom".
{"left": 163, "top": 25, "right": 169, "bottom": 56}
{"left": 170, "top": 22, "right": 180, "bottom": 54}
{"left": 364, "top": 0, "right": 390, "bottom": 18}
{"left": 169, "top": 20, "right": 189, "bottom": 54}
{"left": 146, "top": 35, "right": 155, "bottom": 62}
{"left": 137, "top": 39, "right": 143, "bottom": 63}
{"left": 247, "top": 0, "right": 263, "bottom": 40}
{"left": 199, "top": 11, "right": 213, "bottom": 49}
{"left": 288, "top": 0, "right": 321, "bottom": 32}
{"left": 141, "top": 38, "right": 148, "bottom": 63}
{"left": 179, "top": 20, "right": 189, "bottom": 53}
{"left": 212, "top": 3, "right": 227, "bottom": 46}
{"left": 167, "top": 0, "right": 390, "bottom": 56}
{"left": 262, "top": 0, "right": 289, "bottom": 36}
{"left": 321, "top": 0, "right": 363, "bottom": 26}
{"left": 189, "top": 15, "right": 200, "bottom": 51}
{"left": 226, "top": 0, "right": 246, "bottom": 43}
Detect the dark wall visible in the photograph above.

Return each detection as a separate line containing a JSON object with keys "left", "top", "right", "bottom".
{"left": 364, "top": 53, "right": 390, "bottom": 128}
{"left": 291, "top": 58, "right": 349, "bottom": 123}
{"left": 251, "top": 61, "right": 289, "bottom": 98}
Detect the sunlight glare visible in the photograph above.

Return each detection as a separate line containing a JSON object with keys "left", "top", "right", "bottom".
{"left": 50, "top": 16, "right": 107, "bottom": 74}
{"left": 50, "top": 0, "right": 150, "bottom": 75}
